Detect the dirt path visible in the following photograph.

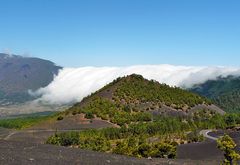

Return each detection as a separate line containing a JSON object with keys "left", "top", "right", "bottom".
{"left": 199, "top": 129, "right": 218, "bottom": 141}
{"left": 2, "top": 129, "right": 84, "bottom": 141}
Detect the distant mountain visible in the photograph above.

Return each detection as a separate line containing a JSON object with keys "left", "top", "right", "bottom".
{"left": 67, "top": 74, "right": 224, "bottom": 125}
{"left": 0, "top": 53, "right": 62, "bottom": 105}
{"left": 190, "top": 75, "right": 240, "bottom": 112}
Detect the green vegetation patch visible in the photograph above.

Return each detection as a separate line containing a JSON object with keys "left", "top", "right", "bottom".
{"left": 69, "top": 97, "right": 152, "bottom": 126}
{"left": 48, "top": 75, "right": 240, "bottom": 158}
{"left": 47, "top": 113, "right": 240, "bottom": 158}
{"left": 0, "top": 112, "right": 58, "bottom": 129}
{"left": 217, "top": 134, "right": 240, "bottom": 164}
{"left": 114, "top": 74, "right": 211, "bottom": 109}
{"left": 190, "top": 76, "right": 240, "bottom": 113}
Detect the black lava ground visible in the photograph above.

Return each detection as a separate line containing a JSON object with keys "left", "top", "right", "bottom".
{"left": 0, "top": 139, "right": 221, "bottom": 165}
{"left": 1, "top": 122, "right": 239, "bottom": 165}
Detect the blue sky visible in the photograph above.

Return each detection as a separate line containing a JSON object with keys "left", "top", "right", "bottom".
{"left": 0, "top": 0, "right": 240, "bottom": 67}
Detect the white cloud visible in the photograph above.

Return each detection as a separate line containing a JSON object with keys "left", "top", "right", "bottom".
{"left": 30, "top": 65, "right": 240, "bottom": 105}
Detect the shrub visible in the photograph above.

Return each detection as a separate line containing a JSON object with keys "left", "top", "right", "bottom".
{"left": 57, "top": 116, "right": 64, "bottom": 121}
{"left": 217, "top": 134, "right": 240, "bottom": 164}
{"left": 85, "top": 112, "right": 94, "bottom": 119}
{"left": 72, "top": 111, "right": 77, "bottom": 115}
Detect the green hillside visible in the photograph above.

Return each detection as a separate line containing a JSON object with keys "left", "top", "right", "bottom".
{"left": 46, "top": 74, "right": 234, "bottom": 159}
{"left": 66, "top": 74, "right": 212, "bottom": 126}
{"left": 114, "top": 74, "right": 211, "bottom": 108}
{"left": 190, "top": 76, "right": 240, "bottom": 112}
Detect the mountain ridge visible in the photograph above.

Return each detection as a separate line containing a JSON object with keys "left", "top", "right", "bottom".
{"left": 0, "top": 53, "right": 62, "bottom": 105}
{"left": 190, "top": 75, "right": 240, "bottom": 112}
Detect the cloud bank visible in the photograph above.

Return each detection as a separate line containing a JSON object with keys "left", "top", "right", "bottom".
{"left": 31, "top": 65, "right": 240, "bottom": 105}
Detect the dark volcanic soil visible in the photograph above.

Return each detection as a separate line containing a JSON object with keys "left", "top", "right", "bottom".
{"left": 0, "top": 140, "right": 151, "bottom": 165}
{"left": 29, "top": 114, "right": 115, "bottom": 130}
{"left": 0, "top": 116, "right": 236, "bottom": 165}
{"left": 0, "top": 139, "right": 221, "bottom": 165}
{"left": 209, "top": 129, "right": 240, "bottom": 152}
{"left": 177, "top": 140, "right": 222, "bottom": 161}
{"left": 2, "top": 115, "right": 116, "bottom": 144}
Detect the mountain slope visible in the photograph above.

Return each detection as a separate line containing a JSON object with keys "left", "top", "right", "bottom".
{"left": 0, "top": 53, "right": 62, "bottom": 105}
{"left": 67, "top": 74, "right": 224, "bottom": 126}
{"left": 190, "top": 75, "right": 240, "bottom": 112}
{"left": 45, "top": 74, "right": 228, "bottom": 159}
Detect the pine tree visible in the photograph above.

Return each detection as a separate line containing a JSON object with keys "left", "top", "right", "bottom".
{"left": 217, "top": 134, "right": 240, "bottom": 165}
